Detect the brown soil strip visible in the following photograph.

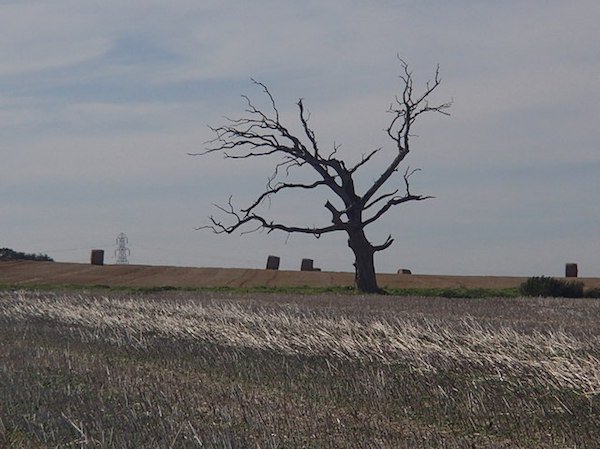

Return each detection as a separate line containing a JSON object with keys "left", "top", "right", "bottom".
{"left": 2, "top": 261, "right": 598, "bottom": 290}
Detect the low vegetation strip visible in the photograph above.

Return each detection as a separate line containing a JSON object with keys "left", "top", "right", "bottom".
{"left": 2, "top": 290, "right": 600, "bottom": 448}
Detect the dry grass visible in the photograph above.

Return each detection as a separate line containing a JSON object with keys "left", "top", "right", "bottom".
{"left": 2, "top": 290, "right": 600, "bottom": 448}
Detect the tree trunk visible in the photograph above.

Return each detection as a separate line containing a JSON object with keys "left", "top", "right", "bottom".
{"left": 347, "top": 229, "right": 384, "bottom": 294}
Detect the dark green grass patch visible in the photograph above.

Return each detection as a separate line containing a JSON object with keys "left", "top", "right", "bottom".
{"left": 0, "top": 282, "right": 519, "bottom": 298}
{"left": 519, "top": 276, "right": 584, "bottom": 298}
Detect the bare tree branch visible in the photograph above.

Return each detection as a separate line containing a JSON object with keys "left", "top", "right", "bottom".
{"left": 362, "top": 59, "right": 449, "bottom": 208}
{"left": 242, "top": 180, "right": 328, "bottom": 214}
{"left": 363, "top": 166, "right": 435, "bottom": 227}
{"left": 363, "top": 189, "right": 400, "bottom": 211}
{"left": 373, "top": 235, "right": 394, "bottom": 252}
{"left": 348, "top": 147, "right": 382, "bottom": 174}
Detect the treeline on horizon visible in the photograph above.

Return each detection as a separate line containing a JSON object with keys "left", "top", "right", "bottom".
{"left": 0, "top": 248, "right": 53, "bottom": 262}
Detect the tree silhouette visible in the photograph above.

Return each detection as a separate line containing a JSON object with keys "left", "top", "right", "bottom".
{"left": 195, "top": 59, "right": 450, "bottom": 293}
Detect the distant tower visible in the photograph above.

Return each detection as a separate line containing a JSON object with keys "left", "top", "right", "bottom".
{"left": 115, "top": 233, "right": 130, "bottom": 264}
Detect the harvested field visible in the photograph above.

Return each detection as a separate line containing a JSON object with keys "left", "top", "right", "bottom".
{"left": 2, "top": 260, "right": 599, "bottom": 290}
{"left": 2, "top": 289, "right": 600, "bottom": 448}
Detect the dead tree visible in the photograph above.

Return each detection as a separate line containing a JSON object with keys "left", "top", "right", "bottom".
{"left": 194, "top": 60, "right": 450, "bottom": 293}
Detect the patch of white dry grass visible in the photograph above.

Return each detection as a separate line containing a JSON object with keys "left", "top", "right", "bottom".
{"left": 2, "top": 291, "right": 600, "bottom": 395}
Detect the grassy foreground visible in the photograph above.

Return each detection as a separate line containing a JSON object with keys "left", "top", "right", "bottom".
{"left": 1, "top": 290, "right": 600, "bottom": 448}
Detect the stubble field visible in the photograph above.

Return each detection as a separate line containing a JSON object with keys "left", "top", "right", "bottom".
{"left": 2, "top": 289, "right": 600, "bottom": 448}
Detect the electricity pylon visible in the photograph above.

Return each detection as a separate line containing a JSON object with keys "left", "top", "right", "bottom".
{"left": 115, "top": 233, "right": 130, "bottom": 264}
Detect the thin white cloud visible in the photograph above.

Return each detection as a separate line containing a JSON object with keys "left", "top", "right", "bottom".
{"left": 0, "top": 2, "right": 112, "bottom": 75}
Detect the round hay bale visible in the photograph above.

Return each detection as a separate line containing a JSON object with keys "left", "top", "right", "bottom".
{"left": 266, "top": 255, "right": 280, "bottom": 270}
{"left": 300, "top": 258, "right": 314, "bottom": 271}
{"left": 565, "top": 263, "right": 578, "bottom": 278}
{"left": 90, "top": 249, "right": 104, "bottom": 266}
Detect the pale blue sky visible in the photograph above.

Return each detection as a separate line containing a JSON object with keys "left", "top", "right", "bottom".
{"left": 2, "top": 1, "right": 599, "bottom": 276}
